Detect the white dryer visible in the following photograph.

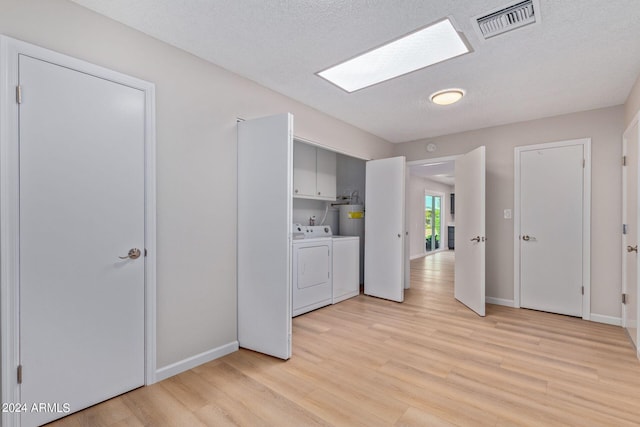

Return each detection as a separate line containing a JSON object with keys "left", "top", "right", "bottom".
{"left": 292, "top": 224, "right": 332, "bottom": 317}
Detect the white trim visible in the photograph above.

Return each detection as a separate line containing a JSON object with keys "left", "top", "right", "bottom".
{"left": 0, "top": 35, "right": 157, "bottom": 427}
{"left": 154, "top": 341, "right": 239, "bottom": 382}
{"left": 589, "top": 314, "right": 622, "bottom": 327}
{"left": 486, "top": 297, "right": 514, "bottom": 307}
{"left": 406, "top": 154, "right": 461, "bottom": 168}
{"left": 513, "top": 138, "right": 591, "bottom": 320}
{"left": 0, "top": 35, "right": 21, "bottom": 427}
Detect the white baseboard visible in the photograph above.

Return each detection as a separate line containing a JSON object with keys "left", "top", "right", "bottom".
{"left": 155, "top": 341, "right": 239, "bottom": 382}
{"left": 410, "top": 253, "right": 425, "bottom": 260}
{"left": 589, "top": 314, "right": 622, "bottom": 326}
{"left": 486, "top": 297, "right": 514, "bottom": 307}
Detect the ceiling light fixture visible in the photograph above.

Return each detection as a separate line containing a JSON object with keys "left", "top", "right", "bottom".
{"left": 317, "top": 18, "right": 471, "bottom": 93}
{"left": 430, "top": 89, "right": 465, "bottom": 105}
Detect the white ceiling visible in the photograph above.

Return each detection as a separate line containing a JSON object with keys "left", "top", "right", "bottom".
{"left": 410, "top": 161, "right": 456, "bottom": 186}
{"left": 70, "top": 0, "right": 640, "bottom": 143}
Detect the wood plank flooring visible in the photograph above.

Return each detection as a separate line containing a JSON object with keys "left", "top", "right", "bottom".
{"left": 49, "top": 251, "right": 640, "bottom": 426}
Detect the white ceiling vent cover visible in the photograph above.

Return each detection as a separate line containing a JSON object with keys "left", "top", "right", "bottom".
{"left": 474, "top": 0, "right": 539, "bottom": 39}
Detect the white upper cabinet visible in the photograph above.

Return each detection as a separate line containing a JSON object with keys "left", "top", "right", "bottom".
{"left": 316, "top": 148, "right": 337, "bottom": 199}
{"left": 293, "top": 142, "right": 316, "bottom": 197}
{"left": 293, "top": 141, "right": 336, "bottom": 200}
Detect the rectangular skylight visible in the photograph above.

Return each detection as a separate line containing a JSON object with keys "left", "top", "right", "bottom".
{"left": 317, "top": 18, "right": 471, "bottom": 93}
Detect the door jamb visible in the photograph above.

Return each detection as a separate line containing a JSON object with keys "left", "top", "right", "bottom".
{"left": 0, "top": 36, "right": 157, "bottom": 427}
{"left": 513, "top": 138, "right": 591, "bottom": 319}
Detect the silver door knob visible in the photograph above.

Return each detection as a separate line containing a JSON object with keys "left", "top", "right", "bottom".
{"left": 119, "top": 248, "right": 141, "bottom": 260}
{"left": 470, "top": 236, "right": 481, "bottom": 242}
{"left": 627, "top": 245, "right": 638, "bottom": 253}
{"left": 522, "top": 235, "right": 530, "bottom": 241}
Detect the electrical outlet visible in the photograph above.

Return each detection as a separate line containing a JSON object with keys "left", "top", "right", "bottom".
{"left": 504, "top": 209, "right": 512, "bottom": 219}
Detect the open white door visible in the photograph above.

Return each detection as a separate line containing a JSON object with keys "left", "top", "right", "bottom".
{"left": 623, "top": 121, "right": 639, "bottom": 351}
{"left": 238, "top": 113, "right": 292, "bottom": 360}
{"left": 454, "top": 146, "right": 486, "bottom": 316}
{"left": 365, "top": 156, "right": 406, "bottom": 302}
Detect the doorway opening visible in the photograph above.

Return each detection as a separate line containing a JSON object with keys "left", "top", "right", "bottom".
{"left": 425, "top": 193, "right": 442, "bottom": 253}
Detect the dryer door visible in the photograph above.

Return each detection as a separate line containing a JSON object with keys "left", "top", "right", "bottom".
{"left": 293, "top": 241, "right": 332, "bottom": 316}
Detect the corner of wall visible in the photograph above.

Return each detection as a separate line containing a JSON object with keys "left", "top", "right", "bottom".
{"left": 624, "top": 73, "right": 640, "bottom": 127}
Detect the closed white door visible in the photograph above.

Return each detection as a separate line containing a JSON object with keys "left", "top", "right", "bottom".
{"left": 623, "top": 122, "right": 639, "bottom": 348}
{"left": 19, "top": 54, "right": 145, "bottom": 426}
{"left": 237, "top": 113, "right": 292, "bottom": 360}
{"left": 454, "top": 147, "right": 486, "bottom": 316}
{"left": 364, "top": 156, "right": 406, "bottom": 302}
{"left": 518, "top": 142, "right": 587, "bottom": 317}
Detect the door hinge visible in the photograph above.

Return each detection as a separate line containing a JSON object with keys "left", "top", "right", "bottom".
{"left": 623, "top": 293, "right": 628, "bottom": 304}
{"left": 623, "top": 155, "right": 627, "bottom": 166}
{"left": 17, "top": 365, "right": 22, "bottom": 384}
{"left": 623, "top": 224, "right": 628, "bottom": 235}
{"left": 144, "top": 248, "right": 148, "bottom": 257}
{"left": 16, "top": 85, "right": 22, "bottom": 104}
{"left": 583, "top": 159, "right": 585, "bottom": 168}
{"left": 581, "top": 286, "right": 584, "bottom": 295}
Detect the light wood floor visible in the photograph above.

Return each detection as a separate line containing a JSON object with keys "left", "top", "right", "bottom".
{"left": 50, "top": 251, "right": 640, "bottom": 426}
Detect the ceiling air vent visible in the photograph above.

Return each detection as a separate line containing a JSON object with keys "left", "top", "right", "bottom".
{"left": 474, "top": 0, "right": 539, "bottom": 40}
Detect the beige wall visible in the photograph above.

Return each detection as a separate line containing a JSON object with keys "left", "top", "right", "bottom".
{"left": 0, "top": 0, "right": 392, "bottom": 369}
{"left": 626, "top": 74, "right": 640, "bottom": 128}
{"left": 395, "top": 106, "right": 624, "bottom": 319}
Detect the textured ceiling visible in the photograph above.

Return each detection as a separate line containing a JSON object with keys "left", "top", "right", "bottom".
{"left": 70, "top": 0, "right": 640, "bottom": 143}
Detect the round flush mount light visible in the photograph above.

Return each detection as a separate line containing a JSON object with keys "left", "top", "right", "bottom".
{"left": 430, "top": 89, "right": 465, "bottom": 106}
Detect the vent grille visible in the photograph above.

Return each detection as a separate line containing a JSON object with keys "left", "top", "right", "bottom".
{"left": 476, "top": 0, "right": 537, "bottom": 39}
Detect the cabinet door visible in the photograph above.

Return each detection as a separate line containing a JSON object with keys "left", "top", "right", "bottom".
{"left": 238, "top": 113, "right": 292, "bottom": 360}
{"left": 364, "top": 156, "right": 405, "bottom": 302}
{"left": 293, "top": 141, "right": 316, "bottom": 197}
{"left": 316, "top": 148, "right": 336, "bottom": 200}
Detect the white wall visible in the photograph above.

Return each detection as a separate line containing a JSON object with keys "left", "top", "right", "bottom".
{"left": 0, "top": 0, "right": 393, "bottom": 371}
{"left": 408, "top": 175, "right": 454, "bottom": 258}
{"left": 625, "top": 73, "right": 640, "bottom": 127}
{"left": 395, "top": 106, "right": 624, "bottom": 319}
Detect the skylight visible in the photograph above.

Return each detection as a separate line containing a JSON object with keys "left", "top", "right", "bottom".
{"left": 317, "top": 18, "right": 471, "bottom": 93}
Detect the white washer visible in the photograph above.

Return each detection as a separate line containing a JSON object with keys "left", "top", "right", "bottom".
{"left": 292, "top": 224, "right": 333, "bottom": 317}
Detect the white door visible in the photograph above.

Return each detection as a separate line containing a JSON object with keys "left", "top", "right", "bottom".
{"left": 623, "top": 122, "right": 639, "bottom": 348}
{"left": 517, "top": 141, "right": 588, "bottom": 317}
{"left": 19, "top": 55, "right": 145, "bottom": 426}
{"left": 238, "top": 113, "right": 292, "bottom": 360}
{"left": 454, "top": 147, "right": 486, "bottom": 316}
{"left": 364, "top": 156, "right": 406, "bottom": 302}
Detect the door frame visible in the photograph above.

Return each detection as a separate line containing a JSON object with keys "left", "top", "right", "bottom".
{"left": 622, "top": 112, "right": 640, "bottom": 354}
{"left": 0, "top": 36, "right": 157, "bottom": 425}
{"left": 513, "top": 138, "right": 591, "bottom": 320}
{"left": 407, "top": 155, "right": 460, "bottom": 259}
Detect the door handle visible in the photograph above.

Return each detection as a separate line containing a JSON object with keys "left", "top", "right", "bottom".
{"left": 470, "top": 236, "right": 481, "bottom": 242}
{"left": 119, "top": 248, "right": 141, "bottom": 260}
{"left": 627, "top": 245, "right": 638, "bottom": 253}
{"left": 522, "top": 235, "right": 530, "bottom": 241}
